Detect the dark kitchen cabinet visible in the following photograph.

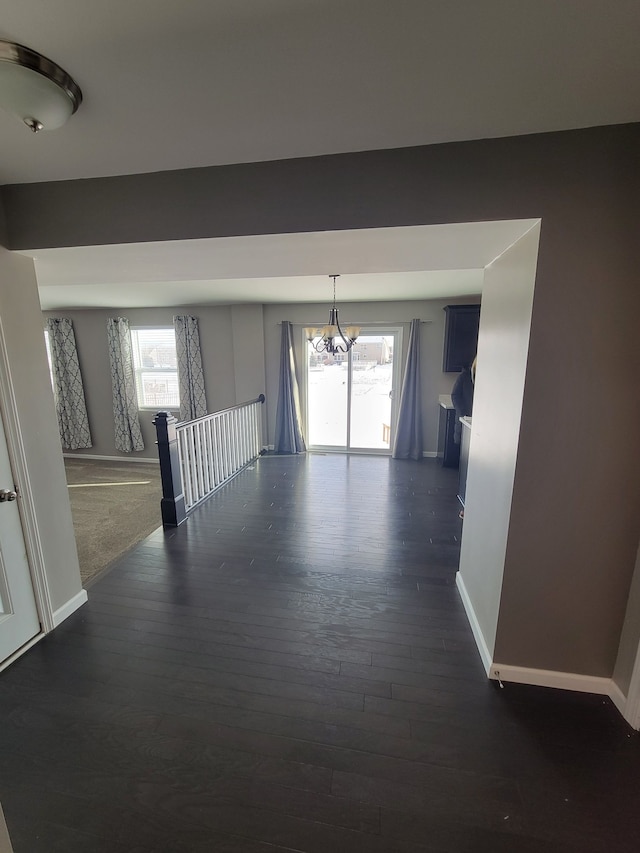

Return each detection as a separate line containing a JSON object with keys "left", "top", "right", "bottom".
{"left": 443, "top": 304, "right": 480, "bottom": 372}
{"left": 438, "top": 406, "right": 460, "bottom": 468}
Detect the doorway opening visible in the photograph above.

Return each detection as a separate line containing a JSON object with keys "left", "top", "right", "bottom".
{"left": 305, "top": 328, "right": 401, "bottom": 452}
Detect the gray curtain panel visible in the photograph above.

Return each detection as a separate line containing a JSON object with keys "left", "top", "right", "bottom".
{"left": 107, "top": 317, "right": 144, "bottom": 452}
{"left": 274, "top": 321, "right": 306, "bottom": 454}
{"left": 392, "top": 319, "right": 423, "bottom": 461}
{"left": 174, "top": 315, "right": 207, "bottom": 422}
{"left": 46, "top": 318, "right": 92, "bottom": 450}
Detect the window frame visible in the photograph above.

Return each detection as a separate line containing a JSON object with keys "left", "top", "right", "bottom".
{"left": 43, "top": 329, "right": 55, "bottom": 394}
{"left": 129, "top": 326, "right": 180, "bottom": 412}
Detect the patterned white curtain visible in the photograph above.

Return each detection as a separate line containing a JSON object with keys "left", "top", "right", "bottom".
{"left": 174, "top": 315, "right": 207, "bottom": 422}
{"left": 107, "top": 317, "right": 144, "bottom": 452}
{"left": 46, "top": 318, "right": 92, "bottom": 450}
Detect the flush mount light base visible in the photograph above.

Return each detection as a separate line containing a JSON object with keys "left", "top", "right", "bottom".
{"left": 0, "top": 40, "right": 82, "bottom": 132}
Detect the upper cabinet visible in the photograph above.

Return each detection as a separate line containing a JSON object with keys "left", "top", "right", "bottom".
{"left": 443, "top": 304, "right": 480, "bottom": 372}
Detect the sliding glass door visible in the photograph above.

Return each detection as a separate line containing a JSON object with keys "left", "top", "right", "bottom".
{"left": 306, "top": 329, "right": 400, "bottom": 452}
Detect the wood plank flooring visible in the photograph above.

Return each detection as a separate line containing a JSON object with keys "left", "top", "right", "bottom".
{"left": 0, "top": 454, "right": 639, "bottom": 852}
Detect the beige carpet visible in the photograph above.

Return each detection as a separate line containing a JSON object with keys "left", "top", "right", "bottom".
{"left": 64, "top": 458, "right": 163, "bottom": 586}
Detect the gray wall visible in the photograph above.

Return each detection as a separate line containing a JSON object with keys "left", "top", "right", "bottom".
{"left": 5, "top": 122, "right": 640, "bottom": 679}
{"left": 0, "top": 247, "right": 82, "bottom": 612}
{"left": 0, "top": 194, "right": 7, "bottom": 248}
{"left": 458, "top": 224, "right": 539, "bottom": 658}
{"left": 4, "top": 126, "right": 635, "bottom": 252}
{"left": 42, "top": 305, "right": 242, "bottom": 459}
{"left": 492, "top": 208, "right": 638, "bottom": 676}
{"left": 262, "top": 297, "right": 475, "bottom": 451}
{"left": 44, "top": 296, "right": 475, "bottom": 458}
{"left": 231, "top": 305, "right": 268, "bottom": 405}
{"left": 614, "top": 543, "right": 640, "bottom": 696}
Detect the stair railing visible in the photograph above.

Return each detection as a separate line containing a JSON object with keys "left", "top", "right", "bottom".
{"left": 153, "top": 394, "right": 265, "bottom": 527}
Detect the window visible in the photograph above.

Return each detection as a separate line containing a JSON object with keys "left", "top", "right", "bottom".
{"left": 130, "top": 327, "right": 180, "bottom": 409}
{"left": 43, "top": 329, "right": 54, "bottom": 392}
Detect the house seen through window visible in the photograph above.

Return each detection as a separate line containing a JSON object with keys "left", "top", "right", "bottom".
{"left": 130, "top": 328, "right": 180, "bottom": 410}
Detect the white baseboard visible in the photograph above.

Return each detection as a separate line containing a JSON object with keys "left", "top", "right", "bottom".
{"left": 609, "top": 681, "right": 628, "bottom": 716}
{"left": 455, "top": 571, "right": 493, "bottom": 674}
{"left": 0, "top": 633, "right": 43, "bottom": 674}
{"left": 266, "top": 446, "right": 438, "bottom": 457}
{"left": 489, "top": 662, "right": 615, "bottom": 697}
{"left": 63, "top": 453, "right": 157, "bottom": 464}
{"left": 598, "top": 681, "right": 638, "bottom": 730}
{"left": 628, "top": 701, "right": 640, "bottom": 731}
{"left": 455, "top": 575, "right": 638, "bottom": 727}
{"left": 52, "top": 590, "right": 88, "bottom": 627}
{"left": 623, "top": 644, "right": 640, "bottom": 731}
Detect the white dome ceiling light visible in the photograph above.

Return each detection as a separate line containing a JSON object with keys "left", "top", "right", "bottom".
{"left": 0, "top": 40, "right": 82, "bottom": 132}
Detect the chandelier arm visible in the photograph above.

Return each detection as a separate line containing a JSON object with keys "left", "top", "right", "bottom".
{"left": 334, "top": 316, "right": 350, "bottom": 350}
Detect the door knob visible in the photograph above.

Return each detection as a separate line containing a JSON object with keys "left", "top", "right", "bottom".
{"left": 0, "top": 488, "right": 17, "bottom": 502}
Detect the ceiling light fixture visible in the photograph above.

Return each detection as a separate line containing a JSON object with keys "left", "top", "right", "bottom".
{"left": 0, "top": 40, "right": 82, "bottom": 132}
{"left": 305, "top": 275, "right": 360, "bottom": 354}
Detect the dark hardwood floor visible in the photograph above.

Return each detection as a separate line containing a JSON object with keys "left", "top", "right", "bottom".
{"left": 0, "top": 454, "right": 638, "bottom": 852}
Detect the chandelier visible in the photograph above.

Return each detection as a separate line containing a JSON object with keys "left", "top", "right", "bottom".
{"left": 304, "top": 275, "right": 360, "bottom": 354}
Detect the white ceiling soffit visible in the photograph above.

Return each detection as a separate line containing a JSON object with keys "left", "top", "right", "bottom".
{"left": 37, "top": 271, "right": 485, "bottom": 311}
{"left": 1, "top": 1, "right": 639, "bottom": 184}
{"left": 28, "top": 220, "right": 538, "bottom": 310}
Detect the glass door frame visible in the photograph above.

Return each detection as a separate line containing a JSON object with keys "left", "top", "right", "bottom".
{"left": 302, "top": 325, "right": 403, "bottom": 455}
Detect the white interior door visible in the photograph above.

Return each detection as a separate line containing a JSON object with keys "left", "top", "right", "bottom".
{"left": 0, "top": 408, "right": 40, "bottom": 663}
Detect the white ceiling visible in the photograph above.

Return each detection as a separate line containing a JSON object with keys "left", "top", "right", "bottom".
{"left": 3, "top": 2, "right": 636, "bottom": 309}
{"left": 1, "top": 1, "right": 639, "bottom": 186}
{"left": 28, "top": 221, "right": 538, "bottom": 309}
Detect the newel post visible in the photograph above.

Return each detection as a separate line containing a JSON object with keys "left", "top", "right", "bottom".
{"left": 153, "top": 411, "right": 187, "bottom": 527}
